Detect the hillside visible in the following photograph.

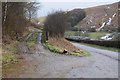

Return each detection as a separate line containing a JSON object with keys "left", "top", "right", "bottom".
{"left": 35, "top": 2, "right": 119, "bottom": 32}
{"left": 76, "top": 2, "right": 119, "bottom": 32}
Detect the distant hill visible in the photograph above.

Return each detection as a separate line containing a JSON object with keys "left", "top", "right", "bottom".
{"left": 36, "top": 16, "right": 46, "bottom": 23}
{"left": 31, "top": 16, "right": 46, "bottom": 24}
{"left": 35, "top": 9, "right": 86, "bottom": 28}
{"left": 76, "top": 2, "right": 119, "bottom": 32}
{"left": 35, "top": 2, "right": 119, "bottom": 32}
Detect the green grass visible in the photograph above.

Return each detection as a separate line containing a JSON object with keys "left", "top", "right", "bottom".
{"left": 43, "top": 42, "right": 63, "bottom": 53}
{"left": 2, "top": 29, "right": 33, "bottom": 65}
{"left": 33, "top": 27, "right": 41, "bottom": 32}
{"left": 2, "top": 40, "right": 18, "bottom": 65}
{"left": 65, "top": 31, "right": 108, "bottom": 39}
{"left": 80, "top": 42, "right": 120, "bottom": 52}
{"left": 2, "top": 53, "right": 17, "bottom": 64}
{"left": 26, "top": 31, "right": 39, "bottom": 49}
{"left": 65, "top": 31, "right": 76, "bottom": 36}
{"left": 43, "top": 41, "right": 90, "bottom": 57}
{"left": 89, "top": 32, "right": 107, "bottom": 39}
{"left": 4, "top": 41, "right": 18, "bottom": 52}
{"left": 2, "top": 28, "right": 40, "bottom": 65}
{"left": 31, "top": 16, "right": 46, "bottom": 23}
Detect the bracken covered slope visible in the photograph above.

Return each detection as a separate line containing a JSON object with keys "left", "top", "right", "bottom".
{"left": 76, "top": 2, "right": 119, "bottom": 31}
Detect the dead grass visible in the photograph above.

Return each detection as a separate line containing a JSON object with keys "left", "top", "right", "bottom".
{"left": 48, "top": 37, "right": 80, "bottom": 52}
{"left": 47, "top": 37, "right": 90, "bottom": 56}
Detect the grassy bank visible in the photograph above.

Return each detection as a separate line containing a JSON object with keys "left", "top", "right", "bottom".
{"left": 65, "top": 31, "right": 108, "bottom": 39}
{"left": 2, "top": 28, "right": 33, "bottom": 65}
{"left": 43, "top": 38, "right": 90, "bottom": 57}
{"left": 2, "top": 40, "right": 18, "bottom": 65}
{"left": 43, "top": 42, "right": 63, "bottom": 53}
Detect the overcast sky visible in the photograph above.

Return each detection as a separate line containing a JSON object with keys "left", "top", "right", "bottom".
{"left": 37, "top": 0, "right": 119, "bottom": 17}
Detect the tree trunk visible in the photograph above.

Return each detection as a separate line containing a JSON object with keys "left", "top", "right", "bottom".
{"left": 3, "top": 2, "right": 7, "bottom": 25}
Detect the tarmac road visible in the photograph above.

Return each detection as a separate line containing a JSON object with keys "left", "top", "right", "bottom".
{"left": 2, "top": 33, "right": 119, "bottom": 78}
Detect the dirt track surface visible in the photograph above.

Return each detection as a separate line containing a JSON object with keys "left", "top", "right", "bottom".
{"left": 3, "top": 33, "right": 118, "bottom": 78}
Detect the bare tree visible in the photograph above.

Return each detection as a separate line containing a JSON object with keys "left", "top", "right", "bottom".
{"left": 2, "top": 2, "right": 40, "bottom": 41}
{"left": 44, "top": 11, "right": 68, "bottom": 38}
{"left": 2, "top": 2, "right": 8, "bottom": 25}
{"left": 25, "top": 2, "right": 40, "bottom": 21}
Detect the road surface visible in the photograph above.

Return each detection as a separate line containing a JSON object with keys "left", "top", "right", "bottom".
{"left": 2, "top": 33, "right": 119, "bottom": 78}
{"left": 72, "top": 42, "right": 119, "bottom": 61}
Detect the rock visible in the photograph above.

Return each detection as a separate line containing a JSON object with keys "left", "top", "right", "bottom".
{"left": 62, "top": 49, "right": 68, "bottom": 54}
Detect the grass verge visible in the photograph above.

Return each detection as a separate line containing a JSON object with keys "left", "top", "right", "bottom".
{"left": 43, "top": 42, "right": 63, "bottom": 53}
{"left": 2, "top": 40, "right": 18, "bottom": 65}
{"left": 69, "top": 50, "right": 90, "bottom": 56}
{"left": 2, "top": 53, "right": 17, "bottom": 65}
{"left": 65, "top": 31, "right": 108, "bottom": 39}
{"left": 2, "top": 28, "right": 40, "bottom": 65}
{"left": 2, "top": 28, "right": 31, "bottom": 65}
{"left": 43, "top": 41, "right": 90, "bottom": 57}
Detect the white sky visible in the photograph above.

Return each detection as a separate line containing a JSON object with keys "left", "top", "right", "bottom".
{"left": 37, "top": 0, "right": 119, "bottom": 17}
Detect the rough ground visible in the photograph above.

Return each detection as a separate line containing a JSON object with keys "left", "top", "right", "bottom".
{"left": 48, "top": 37, "right": 80, "bottom": 52}
{"left": 2, "top": 33, "right": 118, "bottom": 78}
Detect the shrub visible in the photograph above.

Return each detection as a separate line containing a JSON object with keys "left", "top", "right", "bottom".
{"left": 44, "top": 11, "right": 68, "bottom": 38}
{"left": 112, "top": 33, "right": 120, "bottom": 41}
{"left": 43, "top": 42, "right": 63, "bottom": 53}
